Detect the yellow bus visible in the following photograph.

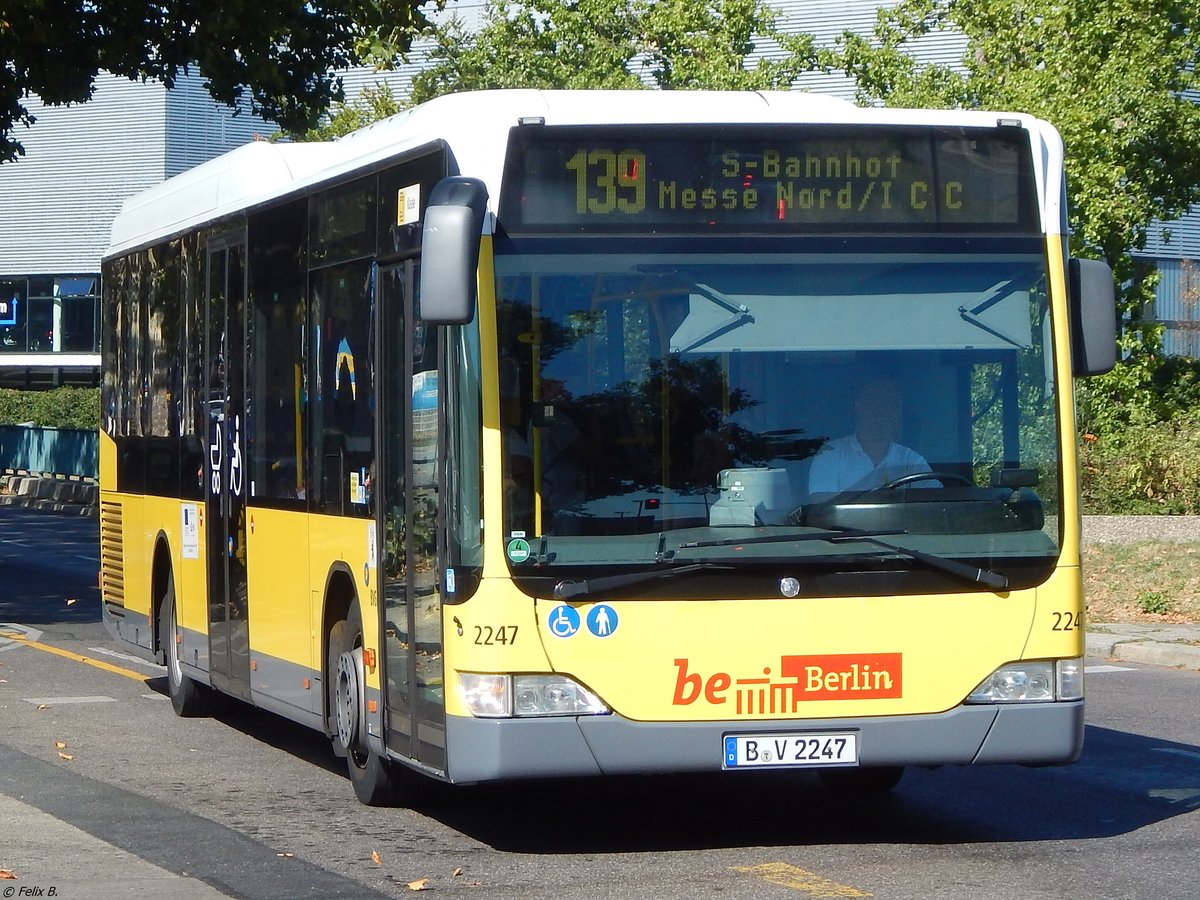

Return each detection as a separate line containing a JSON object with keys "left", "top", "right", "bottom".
{"left": 100, "top": 89, "right": 1116, "bottom": 804}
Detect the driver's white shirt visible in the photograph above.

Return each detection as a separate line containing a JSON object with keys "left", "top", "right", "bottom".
{"left": 807, "top": 434, "right": 933, "bottom": 496}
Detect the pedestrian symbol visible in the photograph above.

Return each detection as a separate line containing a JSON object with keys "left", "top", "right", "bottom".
{"left": 548, "top": 604, "right": 580, "bottom": 638}
{"left": 586, "top": 604, "right": 618, "bottom": 638}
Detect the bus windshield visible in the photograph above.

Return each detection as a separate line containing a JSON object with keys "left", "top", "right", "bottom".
{"left": 494, "top": 236, "right": 1060, "bottom": 591}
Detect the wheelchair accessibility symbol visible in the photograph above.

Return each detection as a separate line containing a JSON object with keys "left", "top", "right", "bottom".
{"left": 548, "top": 604, "right": 581, "bottom": 638}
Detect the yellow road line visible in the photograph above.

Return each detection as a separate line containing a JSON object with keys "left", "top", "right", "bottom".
{"left": 6, "top": 634, "right": 151, "bottom": 683}
{"left": 732, "top": 863, "right": 873, "bottom": 897}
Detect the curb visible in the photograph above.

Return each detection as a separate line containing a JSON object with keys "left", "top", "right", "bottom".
{"left": 1085, "top": 631, "right": 1200, "bottom": 670}
{"left": 0, "top": 473, "right": 97, "bottom": 517}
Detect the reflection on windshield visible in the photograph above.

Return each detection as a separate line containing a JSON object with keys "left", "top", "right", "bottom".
{"left": 494, "top": 243, "right": 1060, "bottom": 573}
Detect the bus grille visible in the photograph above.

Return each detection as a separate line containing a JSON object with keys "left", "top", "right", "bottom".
{"left": 100, "top": 501, "right": 125, "bottom": 606}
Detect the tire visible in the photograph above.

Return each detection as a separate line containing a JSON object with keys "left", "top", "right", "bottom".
{"left": 817, "top": 766, "right": 905, "bottom": 793}
{"left": 328, "top": 602, "right": 404, "bottom": 806}
{"left": 159, "top": 572, "right": 212, "bottom": 717}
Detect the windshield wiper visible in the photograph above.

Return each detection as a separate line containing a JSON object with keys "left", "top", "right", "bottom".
{"left": 958, "top": 280, "right": 1029, "bottom": 350}
{"left": 671, "top": 284, "right": 754, "bottom": 354}
{"left": 679, "top": 528, "right": 904, "bottom": 550}
{"left": 679, "top": 528, "right": 1008, "bottom": 591}
{"left": 839, "top": 535, "right": 1009, "bottom": 591}
{"left": 553, "top": 562, "right": 734, "bottom": 600}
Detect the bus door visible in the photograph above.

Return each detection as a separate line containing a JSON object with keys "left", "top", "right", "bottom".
{"left": 204, "top": 236, "right": 252, "bottom": 701}
{"left": 376, "top": 261, "right": 447, "bottom": 772}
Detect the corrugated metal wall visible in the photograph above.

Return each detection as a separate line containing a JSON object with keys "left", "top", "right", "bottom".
{"left": 165, "top": 72, "right": 268, "bottom": 177}
{"left": 1140, "top": 211, "right": 1200, "bottom": 262}
{"left": 0, "top": 77, "right": 166, "bottom": 274}
{"left": 1153, "top": 260, "right": 1200, "bottom": 357}
{"left": 0, "top": 73, "right": 269, "bottom": 275}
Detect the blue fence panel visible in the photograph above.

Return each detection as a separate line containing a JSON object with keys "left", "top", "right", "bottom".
{"left": 0, "top": 425, "right": 97, "bottom": 479}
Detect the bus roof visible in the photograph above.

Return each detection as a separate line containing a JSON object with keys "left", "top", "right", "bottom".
{"left": 105, "top": 89, "right": 1063, "bottom": 257}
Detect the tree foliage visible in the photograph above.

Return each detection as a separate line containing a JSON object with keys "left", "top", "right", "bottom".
{"left": 819, "top": 0, "right": 1200, "bottom": 430}
{"left": 409, "top": 0, "right": 820, "bottom": 102}
{"left": 0, "top": 0, "right": 432, "bottom": 162}
{"left": 298, "top": 83, "right": 405, "bottom": 141}
{"left": 0, "top": 387, "right": 98, "bottom": 429}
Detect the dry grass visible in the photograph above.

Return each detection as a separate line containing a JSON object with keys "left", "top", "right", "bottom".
{"left": 1083, "top": 542, "right": 1200, "bottom": 624}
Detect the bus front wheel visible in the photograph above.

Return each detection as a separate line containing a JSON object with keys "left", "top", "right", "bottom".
{"left": 159, "top": 572, "right": 212, "bottom": 717}
{"left": 328, "top": 604, "right": 403, "bottom": 806}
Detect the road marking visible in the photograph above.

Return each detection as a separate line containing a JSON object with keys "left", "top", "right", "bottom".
{"left": 24, "top": 696, "right": 118, "bottom": 705}
{"left": 732, "top": 863, "right": 872, "bottom": 897}
{"left": 1085, "top": 665, "right": 1138, "bottom": 673}
{"left": 3, "top": 634, "right": 151, "bottom": 683}
{"left": 0, "top": 623, "right": 44, "bottom": 651}
{"left": 88, "top": 646, "right": 167, "bottom": 673}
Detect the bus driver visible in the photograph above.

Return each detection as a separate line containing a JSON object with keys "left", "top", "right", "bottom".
{"left": 807, "top": 377, "right": 936, "bottom": 497}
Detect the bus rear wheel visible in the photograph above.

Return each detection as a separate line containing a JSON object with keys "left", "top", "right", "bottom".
{"left": 328, "top": 604, "right": 403, "bottom": 806}
{"left": 159, "top": 572, "right": 212, "bottom": 717}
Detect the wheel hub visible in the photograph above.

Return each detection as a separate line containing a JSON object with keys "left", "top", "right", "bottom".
{"left": 334, "top": 647, "right": 366, "bottom": 751}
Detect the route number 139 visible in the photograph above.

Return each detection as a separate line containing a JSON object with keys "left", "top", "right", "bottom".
{"left": 565, "top": 149, "right": 647, "bottom": 215}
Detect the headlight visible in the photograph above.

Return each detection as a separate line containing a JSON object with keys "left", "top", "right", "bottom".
{"left": 458, "top": 673, "right": 610, "bottom": 718}
{"left": 966, "top": 658, "right": 1083, "bottom": 704}
{"left": 459, "top": 673, "right": 512, "bottom": 717}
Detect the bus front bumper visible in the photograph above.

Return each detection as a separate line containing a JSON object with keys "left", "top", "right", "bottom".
{"left": 440, "top": 701, "right": 1083, "bottom": 784}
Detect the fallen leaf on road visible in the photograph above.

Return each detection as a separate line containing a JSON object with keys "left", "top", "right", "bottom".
{"left": 0, "top": 868, "right": 17, "bottom": 879}
{"left": 36, "top": 704, "right": 49, "bottom": 710}
{"left": 453, "top": 866, "right": 464, "bottom": 877}
{"left": 407, "top": 878, "right": 430, "bottom": 891}
{"left": 57, "top": 751, "right": 73, "bottom": 760}
{"left": 276, "top": 852, "right": 294, "bottom": 858}
{"left": 371, "top": 850, "right": 382, "bottom": 866}
{"left": 66, "top": 598, "right": 77, "bottom": 606}
{"left": 55, "top": 741, "right": 67, "bottom": 749}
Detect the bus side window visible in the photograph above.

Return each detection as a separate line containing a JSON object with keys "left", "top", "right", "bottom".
{"left": 311, "top": 263, "right": 375, "bottom": 516}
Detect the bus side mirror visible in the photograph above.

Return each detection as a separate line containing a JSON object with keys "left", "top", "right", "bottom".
{"left": 419, "top": 177, "right": 489, "bottom": 324}
{"left": 1068, "top": 257, "right": 1117, "bottom": 376}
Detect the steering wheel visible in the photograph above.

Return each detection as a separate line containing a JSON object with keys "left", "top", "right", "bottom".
{"left": 881, "top": 471, "right": 972, "bottom": 489}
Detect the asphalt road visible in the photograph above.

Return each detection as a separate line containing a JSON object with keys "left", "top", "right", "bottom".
{"left": 1, "top": 507, "right": 1198, "bottom": 899}
{"left": 0, "top": 506, "right": 100, "bottom": 626}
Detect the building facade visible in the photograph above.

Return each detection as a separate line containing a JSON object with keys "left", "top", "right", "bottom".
{"left": 0, "top": 72, "right": 270, "bottom": 387}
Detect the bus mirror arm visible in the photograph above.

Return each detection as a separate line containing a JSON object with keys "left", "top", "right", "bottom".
{"left": 419, "top": 177, "right": 489, "bottom": 325}
{"left": 1068, "top": 257, "right": 1117, "bottom": 376}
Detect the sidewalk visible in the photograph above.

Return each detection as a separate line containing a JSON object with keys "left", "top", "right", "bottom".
{"left": 0, "top": 793, "right": 232, "bottom": 899}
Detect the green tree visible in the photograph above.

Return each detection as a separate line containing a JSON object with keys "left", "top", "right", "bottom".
{"left": 409, "top": 0, "right": 819, "bottom": 102}
{"left": 0, "top": 0, "right": 432, "bottom": 163}
{"left": 820, "top": 0, "right": 1200, "bottom": 431}
{"left": 298, "top": 83, "right": 405, "bottom": 141}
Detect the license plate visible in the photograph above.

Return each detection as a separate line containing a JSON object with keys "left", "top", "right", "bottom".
{"left": 723, "top": 731, "right": 859, "bottom": 769}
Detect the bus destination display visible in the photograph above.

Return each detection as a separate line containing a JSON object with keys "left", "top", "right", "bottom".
{"left": 500, "top": 125, "right": 1037, "bottom": 233}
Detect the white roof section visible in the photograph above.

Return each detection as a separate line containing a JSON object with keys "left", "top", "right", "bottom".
{"left": 106, "top": 89, "right": 1065, "bottom": 257}
{"left": 105, "top": 140, "right": 343, "bottom": 256}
